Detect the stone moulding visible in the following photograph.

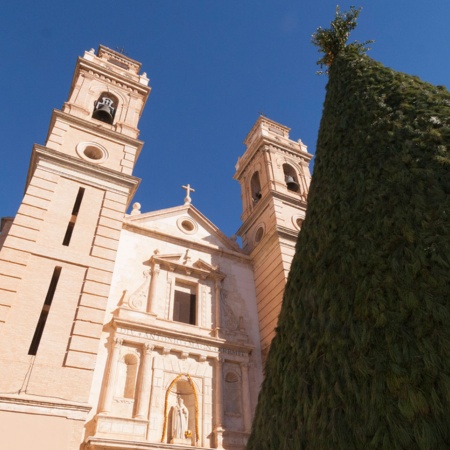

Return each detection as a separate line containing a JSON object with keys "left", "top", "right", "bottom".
{"left": 114, "top": 325, "right": 253, "bottom": 359}
{"left": 0, "top": 395, "right": 91, "bottom": 421}
{"left": 95, "top": 414, "right": 148, "bottom": 439}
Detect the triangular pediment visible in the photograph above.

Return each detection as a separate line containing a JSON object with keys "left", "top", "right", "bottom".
{"left": 192, "top": 258, "right": 218, "bottom": 272}
{"left": 153, "top": 253, "right": 183, "bottom": 262}
{"left": 148, "top": 251, "right": 225, "bottom": 280}
{"left": 124, "top": 203, "right": 241, "bottom": 253}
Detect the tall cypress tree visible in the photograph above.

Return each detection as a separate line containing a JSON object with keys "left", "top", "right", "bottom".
{"left": 247, "top": 7, "right": 450, "bottom": 450}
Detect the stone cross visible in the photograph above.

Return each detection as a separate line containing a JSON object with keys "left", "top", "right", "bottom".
{"left": 182, "top": 184, "right": 195, "bottom": 205}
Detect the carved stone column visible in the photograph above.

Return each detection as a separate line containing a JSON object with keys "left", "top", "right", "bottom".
{"left": 147, "top": 263, "right": 160, "bottom": 314}
{"left": 200, "top": 355, "right": 207, "bottom": 448}
{"left": 240, "top": 362, "right": 252, "bottom": 432}
{"left": 135, "top": 344, "right": 154, "bottom": 419}
{"left": 214, "top": 280, "right": 222, "bottom": 335}
{"left": 214, "top": 356, "right": 224, "bottom": 449}
{"left": 99, "top": 337, "right": 122, "bottom": 413}
{"left": 264, "top": 147, "right": 275, "bottom": 189}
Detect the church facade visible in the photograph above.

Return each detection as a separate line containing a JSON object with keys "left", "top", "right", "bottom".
{"left": 0, "top": 46, "right": 312, "bottom": 450}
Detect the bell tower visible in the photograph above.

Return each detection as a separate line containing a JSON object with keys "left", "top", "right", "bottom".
{"left": 234, "top": 116, "right": 313, "bottom": 360}
{"left": 0, "top": 46, "right": 150, "bottom": 450}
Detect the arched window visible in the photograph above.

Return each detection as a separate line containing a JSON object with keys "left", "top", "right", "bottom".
{"left": 250, "top": 172, "right": 262, "bottom": 204}
{"left": 283, "top": 164, "right": 300, "bottom": 193}
{"left": 92, "top": 92, "right": 118, "bottom": 124}
{"left": 224, "top": 371, "right": 241, "bottom": 416}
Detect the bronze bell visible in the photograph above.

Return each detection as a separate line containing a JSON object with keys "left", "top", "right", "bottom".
{"left": 93, "top": 97, "right": 115, "bottom": 124}
{"left": 253, "top": 190, "right": 262, "bottom": 203}
{"left": 285, "top": 175, "right": 299, "bottom": 192}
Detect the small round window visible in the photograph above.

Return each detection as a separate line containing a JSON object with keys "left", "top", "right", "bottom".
{"left": 84, "top": 146, "right": 103, "bottom": 160}
{"left": 292, "top": 215, "right": 304, "bottom": 231}
{"left": 177, "top": 217, "right": 198, "bottom": 234}
{"left": 254, "top": 224, "right": 265, "bottom": 244}
{"left": 76, "top": 142, "right": 108, "bottom": 163}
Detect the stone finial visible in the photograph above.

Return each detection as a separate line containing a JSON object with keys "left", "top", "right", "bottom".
{"left": 183, "top": 249, "right": 191, "bottom": 265}
{"left": 130, "top": 202, "right": 141, "bottom": 215}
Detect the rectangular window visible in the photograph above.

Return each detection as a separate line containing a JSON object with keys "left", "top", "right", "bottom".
{"left": 173, "top": 282, "right": 196, "bottom": 325}
{"left": 62, "top": 187, "right": 85, "bottom": 246}
{"left": 28, "top": 267, "right": 62, "bottom": 355}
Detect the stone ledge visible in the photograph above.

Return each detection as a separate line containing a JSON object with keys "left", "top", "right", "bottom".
{"left": 95, "top": 414, "right": 148, "bottom": 439}
{"left": 86, "top": 436, "right": 202, "bottom": 449}
{"left": 0, "top": 394, "right": 91, "bottom": 421}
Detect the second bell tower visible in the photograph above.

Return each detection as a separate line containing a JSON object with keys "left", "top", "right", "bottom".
{"left": 234, "top": 116, "right": 313, "bottom": 360}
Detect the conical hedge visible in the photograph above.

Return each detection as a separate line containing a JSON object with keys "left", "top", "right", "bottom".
{"left": 247, "top": 45, "right": 450, "bottom": 450}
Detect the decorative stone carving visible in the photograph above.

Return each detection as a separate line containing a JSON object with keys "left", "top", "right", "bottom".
{"left": 220, "top": 290, "right": 239, "bottom": 331}
{"left": 127, "top": 270, "right": 151, "bottom": 310}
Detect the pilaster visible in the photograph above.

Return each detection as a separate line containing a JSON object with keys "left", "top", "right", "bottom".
{"left": 99, "top": 338, "right": 123, "bottom": 414}
{"left": 135, "top": 344, "right": 154, "bottom": 419}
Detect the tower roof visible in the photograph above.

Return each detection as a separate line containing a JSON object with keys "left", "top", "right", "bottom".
{"left": 243, "top": 115, "right": 291, "bottom": 147}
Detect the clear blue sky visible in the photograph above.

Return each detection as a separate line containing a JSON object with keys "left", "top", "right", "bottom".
{"left": 1, "top": 1, "right": 449, "bottom": 238}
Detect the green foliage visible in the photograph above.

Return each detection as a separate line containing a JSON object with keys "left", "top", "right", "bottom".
{"left": 312, "top": 6, "right": 373, "bottom": 73}
{"left": 247, "top": 49, "right": 450, "bottom": 449}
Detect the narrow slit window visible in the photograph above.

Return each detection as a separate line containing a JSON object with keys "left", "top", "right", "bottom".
{"left": 28, "top": 267, "right": 62, "bottom": 355}
{"left": 62, "top": 222, "right": 75, "bottom": 246}
{"left": 62, "top": 187, "right": 85, "bottom": 246}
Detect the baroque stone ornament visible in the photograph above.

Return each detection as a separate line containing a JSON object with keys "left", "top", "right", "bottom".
{"left": 220, "top": 290, "right": 239, "bottom": 331}
{"left": 128, "top": 270, "right": 151, "bottom": 310}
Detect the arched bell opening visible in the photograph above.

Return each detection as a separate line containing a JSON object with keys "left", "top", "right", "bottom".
{"left": 250, "top": 171, "right": 262, "bottom": 204}
{"left": 92, "top": 92, "right": 118, "bottom": 124}
{"left": 283, "top": 163, "right": 300, "bottom": 193}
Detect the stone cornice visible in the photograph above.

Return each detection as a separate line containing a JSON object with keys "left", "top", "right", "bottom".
{"left": 76, "top": 56, "right": 150, "bottom": 96}
{"left": 244, "top": 116, "right": 291, "bottom": 147}
{"left": 123, "top": 222, "right": 251, "bottom": 264}
{"left": 97, "top": 45, "right": 143, "bottom": 75}
{"left": 234, "top": 134, "right": 312, "bottom": 180}
{"left": 112, "top": 319, "right": 254, "bottom": 358}
{"left": 0, "top": 395, "right": 91, "bottom": 421}
{"left": 48, "top": 109, "right": 145, "bottom": 151}
{"left": 86, "top": 436, "right": 206, "bottom": 449}
{"left": 236, "top": 189, "right": 306, "bottom": 238}
{"left": 126, "top": 204, "right": 240, "bottom": 252}
{"left": 27, "top": 145, "right": 140, "bottom": 207}
{"left": 151, "top": 255, "right": 226, "bottom": 281}
{"left": 247, "top": 226, "right": 298, "bottom": 262}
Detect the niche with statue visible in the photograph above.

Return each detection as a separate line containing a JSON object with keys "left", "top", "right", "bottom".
{"left": 162, "top": 374, "right": 199, "bottom": 446}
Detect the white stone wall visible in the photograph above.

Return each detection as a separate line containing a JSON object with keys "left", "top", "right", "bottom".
{"left": 86, "top": 207, "right": 262, "bottom": 449}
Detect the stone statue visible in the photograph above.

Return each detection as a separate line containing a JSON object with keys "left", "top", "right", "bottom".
{"left": 172, "top": 395, "right": 189, "bottom": 439}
